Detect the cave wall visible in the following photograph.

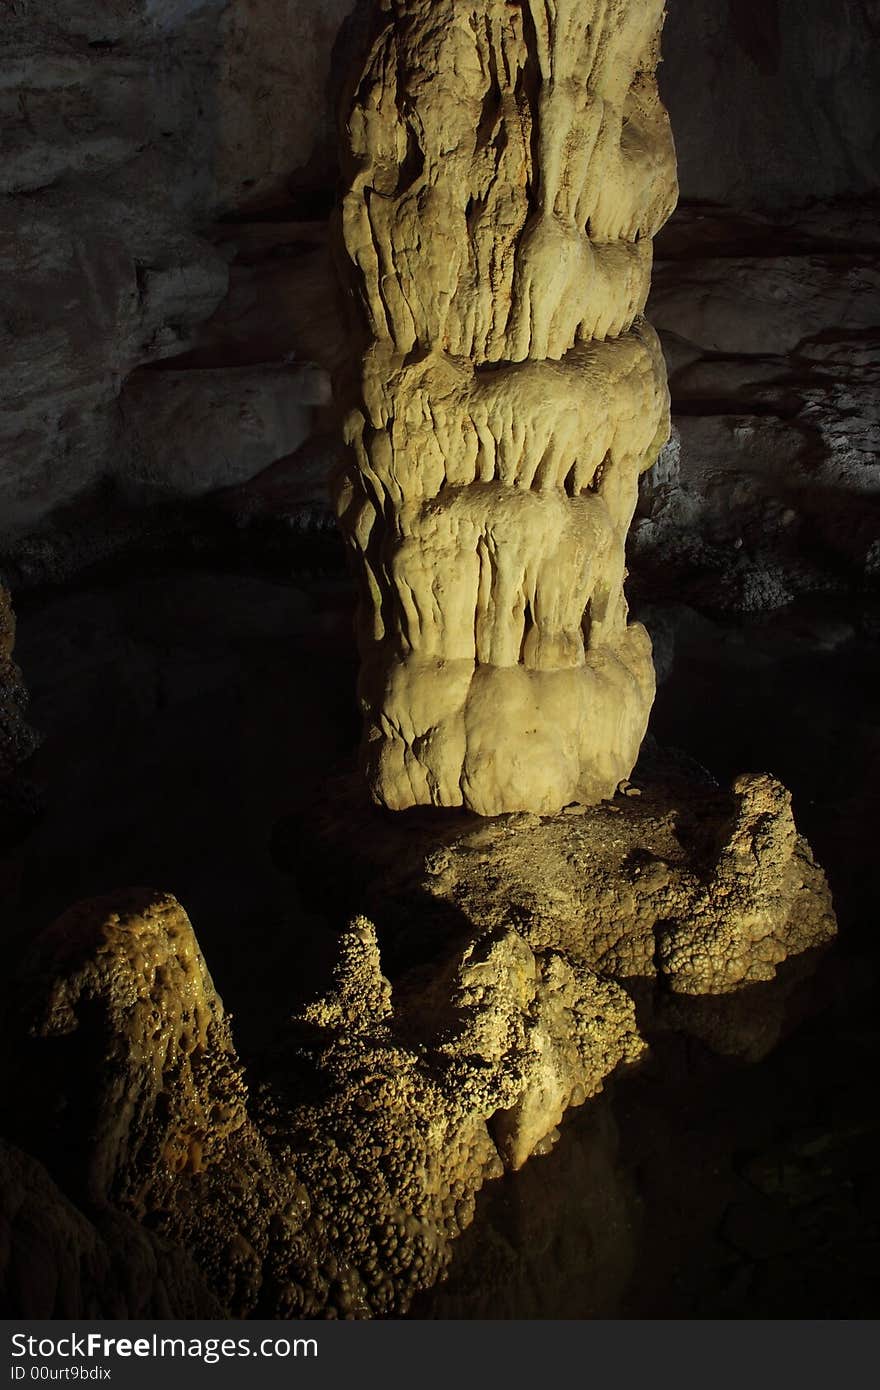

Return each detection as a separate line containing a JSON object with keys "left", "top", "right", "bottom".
{"left": 662, "top": 0, "right": 880, "bottom": 209}
{"left": 646, "top": 0, "right": 880, "bottom": 610}
{"left": 1, "top": 1, "right": 878, "bottom": 591}
{"left": 1, "top": 0, "right": 349, "bottom": 570}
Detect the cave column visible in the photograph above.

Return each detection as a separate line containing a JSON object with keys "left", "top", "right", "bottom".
{"left": 333, "top": 0, "right": 678, "bottom": 814}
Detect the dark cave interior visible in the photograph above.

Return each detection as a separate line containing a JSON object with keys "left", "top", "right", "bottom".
{"left": 0, "top": 0, "right": 878, "bottom": 1321}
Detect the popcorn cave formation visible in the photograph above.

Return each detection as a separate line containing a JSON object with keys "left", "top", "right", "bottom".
{"left": 0, "top": 0, "right": 848, "bottom": 1323}
{"left": 333, "top": 0, "right": 677, "bottom": 814}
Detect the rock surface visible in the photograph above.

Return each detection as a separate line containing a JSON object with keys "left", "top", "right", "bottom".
{"left": 333, "top": 0, "right": 677, "bottom": 814}
{"left": 2, "top": 886, "right": 640, "bottom": 1317}
{"left": 117, "top": 363, "right": 329, "bottom": 501}
{"left": 0, "top": 1139, "right": 221, "bottom": 1319}
{"left": 305, "top": 754, "right": 836, "bottom": 1063}
{"left": 2, "top": 4, "right": 877, "bottom": 603}
{"left": 1, "top": 744, "right": 835, "bottom": 1316}
{"left": 661, "top": 0, "right": 880, "bottom": 210}
{"left": 3, "top": 889, "right": 324, "bottom": 1317}
{"left": 0, "top": 584, "right": 40, "bottom": 843}
{"left": 0, "top": 2, "right": 344, "bottom": 557}
{"left": 634, "top": 202, "right": 880, "bottom": 612}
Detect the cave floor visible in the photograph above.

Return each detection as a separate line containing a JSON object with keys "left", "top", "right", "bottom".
{"left": 2, "top": 558, "right": 878, "bottom": 1319}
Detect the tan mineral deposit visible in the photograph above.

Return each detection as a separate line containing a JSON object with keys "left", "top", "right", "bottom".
{"left": 0, "top": 0, "right": 838, "bottom": 1322}
{"left": 333, "top": 0, "right": 678, "bottom": 814}
{"left": 3, "top": 759, "right": 835, "bottom": 1316}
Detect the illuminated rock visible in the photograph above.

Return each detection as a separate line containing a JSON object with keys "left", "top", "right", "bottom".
{"left": 4, "top": 756, "right": 835, "bottom": 1316}
{"left": 333, "top": 0, "right": 678, "bottom": 813}
{"left": 5, "top": 889, "right": 641, "bottom": 1316}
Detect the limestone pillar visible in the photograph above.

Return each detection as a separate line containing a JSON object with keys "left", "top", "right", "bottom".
{"left": 334, "top": 0, "right": 678, "bottom": 814}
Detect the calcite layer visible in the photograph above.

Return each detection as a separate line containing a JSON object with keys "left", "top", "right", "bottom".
{"left": 333, "top": 0, "right": 678, "bottom": 813}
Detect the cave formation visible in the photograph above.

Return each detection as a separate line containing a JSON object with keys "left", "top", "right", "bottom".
{"left": 1, "top": 0, "right": 877, "bottom": 1325}
{"left": 334, "top": 0, "right": 676, "bottom": 814}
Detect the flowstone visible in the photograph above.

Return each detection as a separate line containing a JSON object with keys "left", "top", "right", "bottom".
{"left": 2, "top": 750, "right": 835, "bottom": 1318}
{"left": 300, "top": 752, "right": 837, "bottom": 1064}
{"left": 332, "top": 0, "right": 678, "bottom": 814}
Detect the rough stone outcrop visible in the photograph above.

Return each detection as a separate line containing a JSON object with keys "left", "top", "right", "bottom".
{"left": 332, "top": 0, "right": 677, "bottom": 814}
{"left": 302, "top": 753, "right": 837, "bottom": 1063}
{"left": 2, "top": 890, "right": 320, "bottom": 1317}
{"left": 7, "top": 890, "right": 253, "bottom": 1210}
{"left": 2, "top": 887, "right": 640, "bottom": 1317}
{"left": 2, "top": 749, "right": 836, "bottom": 1316}
{"left": 266, "top": 913, "right": 642, "bottom": 1313}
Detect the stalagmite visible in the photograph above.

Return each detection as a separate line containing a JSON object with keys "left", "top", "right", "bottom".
{"left": 333, "top": 0, "right": 678, "bottom": 814}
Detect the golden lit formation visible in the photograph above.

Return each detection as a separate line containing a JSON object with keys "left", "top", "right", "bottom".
{"left": 334, "top": 0, "right": 678, "bottom": 813}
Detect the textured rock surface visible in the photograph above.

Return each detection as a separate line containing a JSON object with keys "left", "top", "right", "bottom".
{"left": 0, "top": 1139, "right": 222, "bottom": 1319}
{"left": 213, "top": 0, "right": 355, "bottom": 210}
{"left": 0, "top": 186, "right": 229, "bottom": 538}
{"left": 0, "top": 2, "right": 343, "bottom": 557}
{"left": 266, "top": 911, "right": 642, "bottom": 1312}
{"left": 2, "top": 747, "right": 835, "bottom": 1316}
{"left": 7, "top": 890, "right": 253, "bottom": 1209}
{"left": 306, "top": 754, "right": 836, "bottom": 1062}
{"left": 117, "top": 363, "right": 329, "bottom": 501}
{"left": 3, "top": 3, "right": 876, "bottom": 599}
{"left": 333, "top": 0, "right": 677, "bottom": 814}
{"left": 2, "top": 887, "right": 641, "bottom": 1316}
{"left": 0, "top": 0, "right": 234, "bottom": 540}
{"left": 634, "top": 203, "right": 880, "bottom": 611}
{"left": 3, "top": 890, "right": 321, "bottom": 1317}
